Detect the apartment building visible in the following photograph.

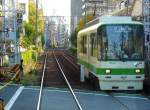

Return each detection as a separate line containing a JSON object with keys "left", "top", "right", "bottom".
{"left": 17, "top": 0, "right": 29, "bottom": 22}
{"left": 71, "top": 0, "right": 83, "bottom": 32}
{"left": 143, "top": 0, "right": 150, "bottom": 54}
{"left": 82, "top": 0, "right": 115, "bottom": 17}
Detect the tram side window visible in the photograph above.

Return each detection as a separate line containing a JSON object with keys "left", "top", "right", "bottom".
{"left": 80, "top": 37, "right": 84, "bottom": 53}
{"left": 97, "top": 28, "right": 102, "bottom": 60}
{"left": 83, "top": 36, "right": 87, "bottom": 54}
{"left": 90, "top": 33, "right": 97, "bottom": 57}
{"left": 80, "top": 36, "right": 87, "bottom": 54}
{"left": 97, "top": 26, "right": 107, "bottom": 60}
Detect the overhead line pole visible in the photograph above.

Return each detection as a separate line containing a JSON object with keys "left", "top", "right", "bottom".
{"left": 36, "top": 0, "right": 38, "bottom": 48}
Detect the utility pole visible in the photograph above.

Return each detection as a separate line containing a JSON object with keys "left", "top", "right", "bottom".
{"left": 44, "top": 20, "right": 48, "bottom": 50}
{"left": 125, "top": 0, "right": 129, "bottom": 15}
{"left": 13, "top": 0, "right": 19, "bottom": 64}
{"left": 36, "top": 0, "right": 38, "bottom": 48}
{"left": 2, "top": 0, "right": 5, "bottom": 66}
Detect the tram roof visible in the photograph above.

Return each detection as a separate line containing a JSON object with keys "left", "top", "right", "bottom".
{"left": 78, "top": 16, "right": 143, "bottom": 35}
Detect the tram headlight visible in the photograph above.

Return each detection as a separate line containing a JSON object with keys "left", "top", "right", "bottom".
{"left": 135, "top": 69, "right": 140, "bottom": 73}
{"left": 106, "top": 69, "right": 111, "bottom": 74}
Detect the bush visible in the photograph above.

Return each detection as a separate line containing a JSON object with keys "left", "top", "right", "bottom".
{"left": 69, "top": 47, "right": 77, "bottom": 54}
{"left": 21, "top": 69, "right": 38, "bottom": 86}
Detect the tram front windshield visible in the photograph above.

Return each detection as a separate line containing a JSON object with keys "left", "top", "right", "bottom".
{"left": 98, "top": 24, "right": 144, "bottom": 61}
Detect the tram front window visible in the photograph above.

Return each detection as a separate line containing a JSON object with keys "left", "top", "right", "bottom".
{"left": 98, "top": 24, "right": 144, "bottom": 61}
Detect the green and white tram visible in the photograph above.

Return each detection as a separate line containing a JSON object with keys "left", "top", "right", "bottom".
{"left": 77, "top": 16, "right": 145, "bottom": 90}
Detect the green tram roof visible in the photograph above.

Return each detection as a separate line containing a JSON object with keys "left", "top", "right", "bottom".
{"left": 78, "top": 16, "right": 143, "bottom": 36}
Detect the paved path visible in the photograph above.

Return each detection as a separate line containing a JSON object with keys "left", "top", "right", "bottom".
{"left": 1, "top": 85, "right": 150, "bottom": 110}
{"left": 0, "top": 85, "right": 19, "bottom": 105}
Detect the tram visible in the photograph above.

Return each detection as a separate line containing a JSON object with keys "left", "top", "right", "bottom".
{"left": 77, "top": 16, "right": 145, "bottom": 90}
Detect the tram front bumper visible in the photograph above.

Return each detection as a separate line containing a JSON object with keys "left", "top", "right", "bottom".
{"left": 98, "top": 75, "right": 144, "bottom": 90}
{"left": 99, "top": 80, "right": 143, "bottom": 90}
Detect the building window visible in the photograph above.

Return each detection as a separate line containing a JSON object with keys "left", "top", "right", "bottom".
{"left": 19, "top": 3, "right": 26, "bottom": 14}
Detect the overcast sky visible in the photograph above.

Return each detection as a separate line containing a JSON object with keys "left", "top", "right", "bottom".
{"left": 42, "top": 0, "right": 70, "bottom": 16}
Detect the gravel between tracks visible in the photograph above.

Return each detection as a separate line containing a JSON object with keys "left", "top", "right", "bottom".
{"left": 37, "top": 51, "right": 96, "bottom": 91}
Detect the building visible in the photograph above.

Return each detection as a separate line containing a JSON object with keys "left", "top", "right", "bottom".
{"left": 71, "top": 0, "right": 83, "bottom": 32}
{"left": 17, "top": 0, "right": 29, "bottom": 22}
{"left": 108, "top": 0, "right": 134, "bottom": 16}
{"left": 143, "top": 0, "right": 150, "bottom": 56}
{"left": 114, "top": 0, "right": 134, "bottom": 11}
{"left": 0, "top": 0, "right": 27, "bottom": 66}
{"left": 82, "top": 0, "right": 115, "bottom": 17}
{"left": 112, "top": 0, "right": 142, "bottom": 20}
{"left": 0, "top": 0, "right": 18, "bottom": 65}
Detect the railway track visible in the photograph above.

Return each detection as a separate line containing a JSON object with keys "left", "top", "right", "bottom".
{"left": 39, "top": 50, "right": 95, "bottom": 90}
{"left": 36, "top": 49, "right": 150, "bottom": 110}
{"left": 0, "top": 49, "right": 149, "bottom": 110}
{"left": 37, "top": 50, "right": 83, "bottom": 110}
{"left": 106, "top": 92, "right": 130, "bottom": 110}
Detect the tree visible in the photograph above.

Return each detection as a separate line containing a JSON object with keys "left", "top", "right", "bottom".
{"left": 70, "top": 14, "right": 94, "bottom": 50}
{"left": 76, "top": 14, "right": 94, "bottom": 31}
{"left": 20, "top": 0, "right": 44, "bottom": 48}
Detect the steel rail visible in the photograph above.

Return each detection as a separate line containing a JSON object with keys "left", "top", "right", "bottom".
{"left": 107, "top": 92, "right": 130, "bottom": 110}
{"left": 53, "top": 51, "right": 83, "bottom": 110}
{"left": 62, "top": 55, "right": 79, "bottom": 70}
{"left": 141, "top": 92, "right": 150, "bottom": 100}
{"left": 36, "top": 53, "right": 47, "bottom": 110}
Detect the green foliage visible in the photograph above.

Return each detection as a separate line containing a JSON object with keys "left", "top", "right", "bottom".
{"left": 21, "top": 69, "right": 38, "bottom": 86}
{"left": 3, "top": 62, "right": 9, "bottom": 67}
{"left": 77, "top": 14, "right": 94, "bottom": 31}
{"left": 21, "top": 48, "right": 36, "bottom": 65}
{"left": 70, "top": 29, "right": 78, "bottom": 48}
{"left": 68, "top": 47, "right": 77, "bottom": 54}
{"left": 20, "top": 0, "right": 44, "bottom": 48}
{"left": 70, "top": 14, "right": 94, "bottom": 51}
{"left": 21, "top": 50, "right": 33, "bottom": 65}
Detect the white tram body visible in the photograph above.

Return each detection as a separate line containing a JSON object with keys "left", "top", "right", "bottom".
{"left": 77, "top": 16, "right": 145, "bottom": 90}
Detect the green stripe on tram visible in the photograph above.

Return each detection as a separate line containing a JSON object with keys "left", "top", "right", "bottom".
{"left": 78, "top": 59, "right": 144, "bottom": 75}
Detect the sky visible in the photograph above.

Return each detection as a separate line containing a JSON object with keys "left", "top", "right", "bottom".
{"left": 41, "top": 0, "right": 70, "bottom": 16}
